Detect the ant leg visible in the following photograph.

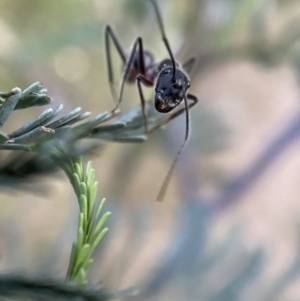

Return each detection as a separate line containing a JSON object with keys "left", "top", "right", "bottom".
{"left": 136, "top": 74, "right": 154, "bottom": 134}
{"left": 111, "top": 37, "right": 147, "bottom": 114}
{"left": 105, "top": 25, "right": 127, "bottom": 104}
{"left": 138, "top": 37, "right": 146, "bottom": 76}
{"left": 182, "top": 57, "right": 196, "bottom": 74}
{"left": 156, "top": 93, "right": 198, "bottom": 202}
{"left": 150, "top": 0, "right": 177, "bottom": 79}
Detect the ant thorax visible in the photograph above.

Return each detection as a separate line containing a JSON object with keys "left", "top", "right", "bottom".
{"left": 124, "top": 50, "right": 154, "bottom": 83}
{"left": 154, "top": 67, "right": 190, "bottom": 113}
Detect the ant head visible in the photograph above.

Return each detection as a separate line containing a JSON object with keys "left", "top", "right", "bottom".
{"left": 154, "top": 67, "right": 190, "bottom": 113}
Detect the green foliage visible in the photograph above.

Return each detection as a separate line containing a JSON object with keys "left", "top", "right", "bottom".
{"left": 0, "top": 78, "right": 157, "bottom": 297}
{"left": 0, "top": 81, "right": 178, "bottom": 156}
{"left": 61, "top": 158, "right": 111, "bottom": 286}
{"left": 0, "top": 83, "right": 114, "bottom": 287}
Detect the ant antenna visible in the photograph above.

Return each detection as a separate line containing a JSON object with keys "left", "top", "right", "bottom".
{"left": 156, "top": 94, "right": 191, "bottom": 202}
{"left": 150, "top": 0, "right": 177, "bottom": 80}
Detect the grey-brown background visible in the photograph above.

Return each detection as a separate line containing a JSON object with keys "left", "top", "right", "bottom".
{"left": 1, "top": 0, "right": 300, "bottom": 300}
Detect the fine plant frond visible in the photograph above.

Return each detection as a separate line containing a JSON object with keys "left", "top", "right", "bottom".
{"left": 52, "top": 156, "right": 111, "bottom": 286}
{"left": 0, "top": 82, "right": 193, "bottom": 183}
{"left": 0, "top": 82, "right": 51, "bottom": 114}
{"left": 0, "top": 80, "right": 197, "bottom": 293}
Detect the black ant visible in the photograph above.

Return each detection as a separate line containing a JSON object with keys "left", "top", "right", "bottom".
{"left": 104, "top": 0, "right": 198, "bottom": 201}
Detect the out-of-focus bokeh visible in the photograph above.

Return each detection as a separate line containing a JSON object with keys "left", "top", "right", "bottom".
{"left": 1, "top": 0, "right": 300, "bottom": 300}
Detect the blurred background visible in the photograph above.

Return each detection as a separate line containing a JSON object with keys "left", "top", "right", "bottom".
{"left": 1, "top": 0, "right": 300, "bottom": 300}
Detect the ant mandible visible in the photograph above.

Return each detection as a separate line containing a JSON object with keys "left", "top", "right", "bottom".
{"left": 104, "top": 0, "right": 198, "bottom": 201}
